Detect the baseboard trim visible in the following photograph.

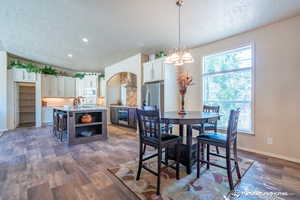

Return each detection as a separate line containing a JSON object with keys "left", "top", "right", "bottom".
{"left": 238, "top": 147, "right": 300, "bottom": 164}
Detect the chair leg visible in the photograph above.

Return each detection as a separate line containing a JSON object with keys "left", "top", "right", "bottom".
{"left": 157, "top": 146, "right": 162, "bottom": 195}
{"left": 165, "top": 146, "right": 169, "bottom": 166}
{"left": 175, "top": 142, "right": 180, "bottom": 180}
{"left": 216, "top": 146, "right": 220, "bottom": 154}
{"left": 142, "top": 144, "right": 146, "bottom": 155}
{"left": 206, "top": 144, "right": 210, "bottom": 169}
{"left": 234, "top": 140, "right": 241, "bottom": 179}
{"left": 136, "top": 142, "right": 143, "bottom": 180}
{"left": 226, "top": 147, "right": 234, "bottom": 190}
{"left": 197, "top": 140, "right": 200, "bottom": 178}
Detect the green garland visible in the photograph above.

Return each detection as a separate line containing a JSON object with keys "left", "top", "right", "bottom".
{"left": 9, "top": 60, "right": 104, "bottom": 80}
{"left": 9, "top": 60, "right": 58, "bottom": 76}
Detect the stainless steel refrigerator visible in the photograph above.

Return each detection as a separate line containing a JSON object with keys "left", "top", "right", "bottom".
{"left": 142, "top": 82, "right": 164, "bottom": 112}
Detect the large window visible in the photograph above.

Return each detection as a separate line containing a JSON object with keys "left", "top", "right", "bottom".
{"left": 203, "top": 45, "right": 253, "bottom": 133}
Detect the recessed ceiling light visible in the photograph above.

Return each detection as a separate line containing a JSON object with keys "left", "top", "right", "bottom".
{"left": 82, "top": 38, "right": 88, "bottom": 43}
{"left": 68, "top": 54, "right": 73, "bottom": 58}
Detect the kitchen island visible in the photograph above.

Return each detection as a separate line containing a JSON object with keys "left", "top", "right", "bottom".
{"left": 53, "top": 106, "right": 107, "bottom": 145}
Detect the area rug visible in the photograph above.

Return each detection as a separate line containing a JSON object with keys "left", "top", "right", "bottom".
{"left": 108, "top": 154, "right": 254, "bottom": 200}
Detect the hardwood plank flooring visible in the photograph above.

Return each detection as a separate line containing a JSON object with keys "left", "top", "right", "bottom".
{"left": 0, "top": 125, "right": 299, "bottom": 200}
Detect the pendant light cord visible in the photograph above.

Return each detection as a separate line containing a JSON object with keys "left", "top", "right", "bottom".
{"left": 178, "top": 3, "right": 181, "bottom": 49}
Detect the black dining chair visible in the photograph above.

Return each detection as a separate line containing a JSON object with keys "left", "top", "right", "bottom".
{"left": 141, "top": 105, "right": 173, "bottom": 154}
{"left": 136, "top": 109, "right": 181, "bottom": 195}
{"left": 192, "top": 105, "right": 220, "bottom": 153}
{"left": 196, "top": 108, "right": 241, "bottom": 190}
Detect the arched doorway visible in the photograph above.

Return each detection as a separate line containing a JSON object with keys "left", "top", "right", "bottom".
{"left": 106, "top": 72, "right": 137, "bottom": 107}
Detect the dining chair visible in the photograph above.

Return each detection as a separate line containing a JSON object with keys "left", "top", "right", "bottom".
{"left": 192, "top": 105, "right": 220, "bottom": 153}
{"left": 141, "top": 105, "right": 173, "bottom": 154}
{"left": 196, "top": 108, "right": 241, "bottom": 190}
{"left": 136, "top": 109, "right": 181, "bottom": 195}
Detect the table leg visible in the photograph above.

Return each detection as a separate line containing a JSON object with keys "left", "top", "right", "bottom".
{"left": 186, "top": 125, "right": 193, "bottom": 174}
{"left": 179, "top": 124, "right": 184, "bottom": 142}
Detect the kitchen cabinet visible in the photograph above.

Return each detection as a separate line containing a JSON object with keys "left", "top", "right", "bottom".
{"left": 110, "top": 106, "right": 136, "bottom": 129}
{"left": 42, "top": 75, "right": 76, "bottom": 98}
{"left": 128, "top": 108, "right": 137, "bottom": 128}
{"left": 110, "top": 107, "right": 119, "bottom": 124}
{"left": 42, "top": 107, "right": 53, "bottom": 124}
{"left": 143, "top": 62, "right": 153, "bottom": 83}
{"left": 64, "top": 77, "right": 76, "bottom": 97}
{"left": 57, "top": 76, "right": 65, "bottom": 97}
{"left": 143, "top": 57, "right": 165, "bottom": 83}
{"left": 99, "top": 77, "right": 106, "bottom": 97}
{"left": 13, "top": 69, "right": 36, "bottom": 83}
{"left": 76, "top": 76, "right": 98, "bottom": 104}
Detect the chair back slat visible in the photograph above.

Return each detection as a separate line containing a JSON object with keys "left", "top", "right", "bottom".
{"left": 226, "top": 108, "right": 240, "bottom": 143}
{"left": 136, "top": 109, "right": 161, "bottom": 140}
{"left": 203, "top": 105, "right": 220, "bottom": 113}
{"left": 142, "top": 105, "right": 158, "bottom": 111}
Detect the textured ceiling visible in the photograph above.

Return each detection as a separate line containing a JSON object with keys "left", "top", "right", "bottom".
{"left": 1, "top": 0, "right": 300, "bottom": 72}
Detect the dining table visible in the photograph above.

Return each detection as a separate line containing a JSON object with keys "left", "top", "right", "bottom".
{"left": 161, "top": 111, "right": 221, "bottom": 174}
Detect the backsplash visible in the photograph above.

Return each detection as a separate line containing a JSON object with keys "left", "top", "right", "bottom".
{"left": 42, "top": 98, "right": 74, "bottom": 107}
{"left": 126, "top": 87, "right": 137, "bottom": 107}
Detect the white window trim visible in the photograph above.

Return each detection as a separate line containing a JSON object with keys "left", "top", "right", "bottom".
{"left": 202, "top": 43, "right": 256, "bottom": 135}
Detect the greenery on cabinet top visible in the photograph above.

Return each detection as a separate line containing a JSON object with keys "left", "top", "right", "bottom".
{"left": 8, "top": 60, "right": 104, "bottom": 79}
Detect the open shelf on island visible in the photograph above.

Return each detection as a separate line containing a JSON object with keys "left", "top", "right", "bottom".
{"left": 75, "top": 122, "right": 103, "bottom": 127}
{"left": 75, "top": 124, "right": 102, "bottom": 138}
{"left": 75, "top": 112, "right": 102, "bottom": 124}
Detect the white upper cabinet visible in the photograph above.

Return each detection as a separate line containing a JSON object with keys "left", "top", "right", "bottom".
{"left": 57, "top": 76, "right": 65, "bottom": 97}
{"left": 99, "top": 77, "right": 106, "bottom": 97}
{"left": 64, "top": 77, "right": 76, "bottom": 97}
{"left": 13, "top": 69, "right": 36, "bottom": 83}
{"left": 143, "top": 62, "right": 153, "bottom": 83}
{"left": 143, "top": 57, "right": 165, "bottom": 83}
{"left": 42, "top": 75, "right": 76, "bottom": 98}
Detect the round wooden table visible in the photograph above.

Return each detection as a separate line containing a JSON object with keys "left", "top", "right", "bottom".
{"left": 161, "top": 111, "right": 221, "bottom": 174}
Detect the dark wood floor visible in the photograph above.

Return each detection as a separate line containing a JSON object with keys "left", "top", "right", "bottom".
{"left": 0, "top": 125, "right": 299, "bottom": 200}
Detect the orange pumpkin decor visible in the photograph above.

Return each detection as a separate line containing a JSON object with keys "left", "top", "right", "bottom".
{"left": 81, "top": 114, "right": 93, "bottom": 123}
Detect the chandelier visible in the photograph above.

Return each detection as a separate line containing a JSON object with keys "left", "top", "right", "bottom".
{"left": 165, "top": 0, "right": 194, "bottom": 66}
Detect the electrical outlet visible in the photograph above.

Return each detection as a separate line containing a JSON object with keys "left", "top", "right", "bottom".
{"left": 267, "top": 137, "right": 273, "bottom": 145}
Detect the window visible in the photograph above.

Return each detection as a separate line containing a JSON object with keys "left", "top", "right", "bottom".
{"left": 203, "top": 45, "right": 253, "bottom": 133}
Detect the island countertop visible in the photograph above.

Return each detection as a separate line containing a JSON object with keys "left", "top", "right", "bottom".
{"left": 54, "top": 105, "right": 107, "bottom": 112}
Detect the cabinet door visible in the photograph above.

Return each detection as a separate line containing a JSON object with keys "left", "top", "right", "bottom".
{"left": 24, "top": 71, "right": 36, "bottom": 82}
{"left": 99, "top": 77, "right": 106, "bottom": 97}
{"left": 64, "top": 77, "right": 76, "bottom": 97}
{"left": 152, "top": 60, "right": 163, "bottom": 81}
{"left": 13, "top": 69, "right": 25, "bottom": 82}
{"left": 57, "top": 76, "right": 65, "bottom": 97}
{"left": 76, "top": 78, "right": 84, "bottom": 97}
{"left": 41, "top": 75, "right": 48, "bottom": 97}
{"left": 110, "top": 107, "right": 118, "bottom": 124}
{"left": 49, "top": 76, "right": 58, "bottom": 97}
{"left": 128, "top": 108, "right": 137, "bottom": 128}
{"left": 143, "top": 62, "right": 153, "bottom": 83}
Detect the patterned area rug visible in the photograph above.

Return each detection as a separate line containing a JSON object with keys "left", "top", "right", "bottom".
{"left": 108, "top": 154, "right": 254, "bottom": 200}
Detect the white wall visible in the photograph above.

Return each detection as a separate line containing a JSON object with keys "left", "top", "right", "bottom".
{"left": 105, "top": 53, "right": 145, "bottom": 107}
{"left": 0, "top": 52, "right": 8, "bottom": 131}
{"left": 183, "top": 16, "right": 300, "bottom": 162}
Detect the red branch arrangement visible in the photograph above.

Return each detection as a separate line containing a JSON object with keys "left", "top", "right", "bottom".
{"left": 177, "top": 72, "right": 193, "bottom": 115}
{"left": 177, "top": 72, "right": 193, "bottom": 95}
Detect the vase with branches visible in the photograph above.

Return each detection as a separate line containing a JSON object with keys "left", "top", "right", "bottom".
{"left": 177, "top": 72, "right": 193, "bottom": 115}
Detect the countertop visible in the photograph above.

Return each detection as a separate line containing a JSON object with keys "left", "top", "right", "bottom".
{"left": 54, "top": 105, "right": 107, "bottom": 112}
